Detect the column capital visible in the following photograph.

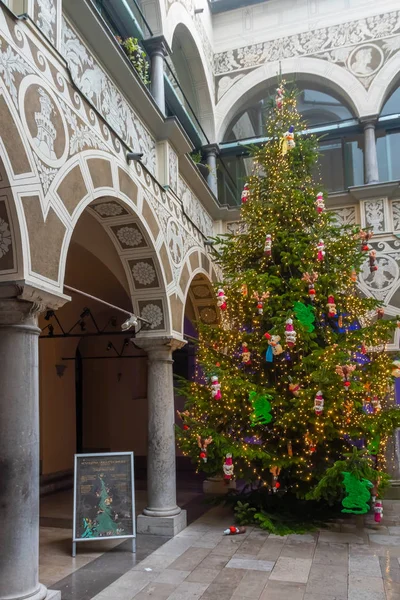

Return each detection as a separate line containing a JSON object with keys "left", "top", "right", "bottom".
{"left": 143, "top": 35, "right": 171, "bottom": 58}
{"left": 202, "top": 143, "right": 220, "bottom": 157}
{"left": 134, "top": 335, "right": 186, "bottom": 355}
{"left": 359, "top": 115, "right": 379, "bottom": 127}
{"left": 0, "top": 282, "right": 69, "bottom": 326}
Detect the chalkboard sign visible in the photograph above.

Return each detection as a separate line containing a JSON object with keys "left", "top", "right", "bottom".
{"left": 72, "top": 452, "right": 135, "bottom": 556}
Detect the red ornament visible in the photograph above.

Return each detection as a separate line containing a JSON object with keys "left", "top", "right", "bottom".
{"left": 183, "top": 424, "right": 189, "bottom": 431}
{"left": 229, "top": 526, "right": 237, "bottom": 533}
{"left": 199, "top": 452, "right": 206, "bottom": 460}
{"left": 344, "top": 381, "right": 351, "bottom": 388}
{"left": 241, "top": 184, "right": 250, "bottom": 204}
{"left": 275, "top": 482, "right": 281, "bottom": 489}
{"left": 264, "top": 332, "right": 271, "bottom": 340}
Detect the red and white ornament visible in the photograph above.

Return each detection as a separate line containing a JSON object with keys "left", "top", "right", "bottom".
{"left": 275, "top": 85, "right": 284, "bottom": 110}
{"left": 253, "top": 291, "right": 270, "bottom": 315}
{"left": 302, "top": 272, "right": 318, "bottom": 301}
{"left": 285, "top": 318, "right": 297, "bottom": 347}
{"left": 315, "top": 192, "right": 325, "bottom": 214}
{"left": 317, "top": 239, "right": 325, "bottom": 262}
{"left": 264, "top": 234, "right": 272, "bottom": 257}
{"left": 369, "top": 250, "right": 378, "bottom": 273}
{"left": 211, "top": 375, "right": 222, "bottom": 400}
{"left": 224, "top": 526, "right": 246, "bottom": 535}
{"left": 374, "top": 499, "right": 383, "bottom": 523}
{"left": 360, "top": 230, "right": 373, "bottom": 252}
{"left": 335, "top": 364, "right": 356, "bottom": 388}
{"left": 241, "top": 342, "right": 251, "bottom": 365}
{"left": 197, "top": 435, "right": 212, "bottom": 463}
{"left": 327, "top": 295, "right": 337, "bottom": 318}
{"left": 217, "top": 288, "right": 227, "bottom": 310}
{"left": 314, "top": 391, "right": 324, "bottom": 415}
{"left": 289, "top": 381, "right": 301, "bottom": 396}
{"left": 270, "top": 466, "right": 281, "bottom": 493}
{"left": 241, "top": 183, "right": 250, "bottom": 204}
{"left": 223, "top": 453, "right": 234, "bottom": 482}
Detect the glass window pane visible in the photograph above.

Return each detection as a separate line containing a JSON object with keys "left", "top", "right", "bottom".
{"left": 344, "top": 137, "right": 364, "bottom": 187}
{"left": 377, "top": 133, "right": 389, "bottom": 182}
{"left": 381, "top": 88, "right": 400, "bottom": 117}
{"left": 319, "top": 140, "right": 344, "bottom": 192}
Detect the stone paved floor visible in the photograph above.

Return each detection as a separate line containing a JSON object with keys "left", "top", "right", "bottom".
{"left": 89, "top": 501, "right": 400, "bottom": 600}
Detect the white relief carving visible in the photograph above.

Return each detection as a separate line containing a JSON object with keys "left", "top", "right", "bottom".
{"left": 33, "top": 88, "right": 56, "bottom": 160}
{"left": 0, "top": 217, "right": 11, "bottom": 258}
{"left": 117, "top": 226, "right": 143, "bottom": 247}
{"left": 167, "top": 220, "right": 183, "bottom": 265}
{"left": 217, "top": 74, "right": 245, "bottom": 101}
{"left": 193, "top": 285, "right": 211, "bottom": 298}
{"left": 329, "top": 207, "right": 356, "bottom": 227}
{"left": 364, "top": 199, "right": 385, "bottom": 233}
{"left": 362, "top": 254, "right": 399, "bottom": 300}
{"left": 33, "top": 155, "right": 57, "bottom": 195}
{"left": 94, "top": 202, "right": 124, "bottom": 217}
{"left": 0, "top": 40, "right": 33, "bottom": 107}
{"left": 61, "top": 20, "right": 156, "bottom": 174}
{"left": 226, "top": 221, "right": 247, "bottom": 235}
{"left": 59, "top": 98, "right": 108, "bottom": 154}
{"left": 393, "top": 202, "right": 400, "bottom": 233}
{"left": 199, "top": 307, "right": 217, "bottom": 323}
{"left": 178, "top": 176, "right": 213, "bottom": 238}
{"left": 131, "top": 261, "right": 156, "bottom": 286}
{"left": 169, "top": 148, "right": 178, "bottom": 194}
{"left": 348, "top": 43, "right": 384, "bottom": 76}
{"left": 36, "top": 0, "right": 56, "bottom": 44}
{"left": 141, "top": 303, "right": 163, "bottom": 329}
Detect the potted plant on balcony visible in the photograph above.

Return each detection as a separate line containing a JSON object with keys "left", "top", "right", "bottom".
{"left": 116, "top": 36, "right": 150, "bottom": 86}
{"left": 191, "top": 151, "right": 210, "bottom": 179}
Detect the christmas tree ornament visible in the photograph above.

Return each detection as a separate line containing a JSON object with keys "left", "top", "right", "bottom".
{"left": 176, "top": 409, "right": 190, "bottom": 430}
{"left": 374, "top": 499, "right": 383, "bottom": 523}
{"left": 285, "top": 318, "right": 297, "bottom": 347}
{"left": 392, "top": 360, "right": 400, "bottom": 377}
{"left": 317, "top": 239, "right": 325, "bottom": 261}
{"left": 288, "top": 379, "right": 301, "bottom": 396}
{"left": 275, "top": 85, "right": 284, "bottom": 110}
{"left": 270, "top": 466, "right": 281, "bottom": 492}
{"left": 327, "top": 295, "right": 337, "bottom": 318}
{"left": 249, "top": 391, "right": 273, "bottom": 425}
{"left": 314, "top": 390, "right": 324, "bottom": 415}
{"left": 315, "top": 192, "right": 325, "bottom": 214}
{"left": 223, "top": 526, "right": 246, "bottom": 535}
{"left": 341, "top": 472, "right": 373, "bottom": 514}
{"left": 293, "top": 302, "right": 315, "bottom": 332}
{"left": 241, "top": 342, "right": 251, "bottom": 365}
{"left": 264, "top": 234, "right": 272, "bottom": 257}
{"left": 302, "top": 272, "right": 318, "bottom": 301}
{"left": 253, "top": 291, "right": 270, "bottom": 315}
{"left": 223, "top": 453, "right": 234, "bottom": 482}
{"left": 371, "top": 396, "right": 381, "bottom": 413}
{"left": 360, "top": 230, "right": 373, "bottom": 251}
{"left": 363, "top": 398, "right": 374, "bottom": 414}
{"left": 281, "top": 125, "right": 295, "bottom": 155}
{"left": 197, "top": 435, "right": 212, "bottom": 462}
{"left": 241, "top": 284, "right": 248, "bottom": 296}
{"left": 264, "top": 333, "right": 283, "bottom": 362}
{"left": 287, "top": 441, "right": 293, "bottom": 456}
{"left": 351, "top": 268, "right": 358, "bottom": 283}
{"left": 335, "top": 364, "right": 356, "bottom": 388}
{"left": 377, "top": 308, "right": 384, "bottom": 320}
{"left": 241, "top": 183, "right": 250, "bottom": 204}
{"left": 211, "top": 375, "right": 222, "bottom": 400}
{"left": 369, "top": 249, "right": 378, "bottom": 273}
{"left": 217, "top": 288, "right": 227, "bottom": 310}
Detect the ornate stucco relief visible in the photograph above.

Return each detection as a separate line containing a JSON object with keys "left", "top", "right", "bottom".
{"left": 178, "top": 175, "right": 213, "bottom": 238}
{"left": 215, "top": 10, "right": 400, "bottom": 97}
{"left": 61, "top": 18, "right": 156, "bottom": 175}
{"left": 360, "top": 239, "right": 400, "bottom": 307}
{"left": 34, "top": 0, "right": 57, "bottom": 46}
{"left": 328, "top": 207, "right": 357, "bottom": 227}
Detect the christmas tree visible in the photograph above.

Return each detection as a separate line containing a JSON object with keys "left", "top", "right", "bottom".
{"left": 176, "top": 83, "right": 400, "bottom": 507}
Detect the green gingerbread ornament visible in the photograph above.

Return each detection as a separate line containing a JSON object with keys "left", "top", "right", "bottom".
{"left": 341, "top": 472, "right": 373, "bottom": 514}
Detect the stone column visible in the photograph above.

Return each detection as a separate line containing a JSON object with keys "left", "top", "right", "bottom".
{"left": 135, "top": 336, "right": 187, "bottom": 536}
{"left": 143, "top": 36, "right": 170, "bottom": 116}
{"left": 256, "top": 100, "right": 264, "bottom": 137}
{"left": 362, "top": 117, "right": 379, "bottom": 184}
{"left": 203, "top": 144, "right": 219, "bottom": 198}
{"left": 0, "top": 298, "right": 47, "bottom": 600}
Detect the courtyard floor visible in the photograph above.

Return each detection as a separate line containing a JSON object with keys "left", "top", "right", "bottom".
{"left": 41, "top": 493, "right": 400, "bottom": 600}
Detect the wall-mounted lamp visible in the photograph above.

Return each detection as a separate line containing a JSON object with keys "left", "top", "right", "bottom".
{"left": 55, "top": 364, "right": 67, "bottom": 378}
{"left": 126, "top": 152, "right": 143, "bottom": 163}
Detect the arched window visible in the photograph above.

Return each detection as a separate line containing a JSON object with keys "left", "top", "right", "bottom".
{"left": 381, "top": 86, "right": 400, "bottom": 117}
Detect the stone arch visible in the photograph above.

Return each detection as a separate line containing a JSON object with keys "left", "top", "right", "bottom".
{"left": 215, "top": 57, "right": 368, "bottom": 142}
{"left": 368, "top": 52, "right": 400, "bottom": 116}
{"left": 167, "top": 14, "right": 215, "bottom": 142}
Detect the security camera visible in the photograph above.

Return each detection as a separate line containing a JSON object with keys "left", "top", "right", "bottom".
{"left": 121, "top": 314, "right": 139, "bottom": 331}
{"left": 126, "top": 152, "right": 143, "bottom": 163}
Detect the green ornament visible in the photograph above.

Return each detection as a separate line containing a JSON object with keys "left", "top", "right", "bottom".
{"left": 341, "top": 472, "right": 372, "bottom": 514}
{"left": 249, "top": 391, "right": 273, "bottom": 426}
{"left": 293, "top": 302, "right": 315, "bottom": 332}
{"left": 367, "top": 435, "right": 380, "bottom": 455}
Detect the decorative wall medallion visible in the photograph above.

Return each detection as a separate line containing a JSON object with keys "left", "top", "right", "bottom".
{"left": 193, "top": 285, "right": 211, "bottom": 298}
{"left": 112, "top": 224, "right": 147, "bottom": 249}
{"left": 363, "top": 198, "right": 386, "bottom": 233}
{"left": 92, "top": 201, "right": 128, "bottom": 218}
{"left": 167, "top": 220, "right": 183, "bottom": 264}
{"left": 199, "top": 306, "right": 218, "bottom": 324}
{"left": 130, "top": 259, "right": 158, "bottom": 287}
{"left": 19, "top": 76, "right": 68, "bottom": 168}
{"left": 348, "top": 43, "right": 384, "bottom": 77}
{"left": 359, "top": 240, "right": 400, "bottom": 303}
{"left": 138, "top": 300, "right": 165, "bottom": 330}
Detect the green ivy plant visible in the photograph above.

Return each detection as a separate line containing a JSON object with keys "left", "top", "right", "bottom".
{"left": 116, "top": 37, "right": 150, "bottom": 85}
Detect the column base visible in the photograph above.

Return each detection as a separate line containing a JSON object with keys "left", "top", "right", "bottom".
{"left": 46, "top": 592, "right": 61, "bottom": 600}
{"left": 137, "top": 510, "right": 187, "bottom": 536}
{"left": 3, "top": 585, "right": 54, "bottom": 600}
{"left": 203, "top": 477, "right": 236, "bottom": 495}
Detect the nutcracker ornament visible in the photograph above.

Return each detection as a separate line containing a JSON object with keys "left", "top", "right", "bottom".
{"left": 369, "top": 249, "right": 378, "bottom": 273}
{"left": 275, "top": 85, "right": 284, "bottom": 110}
{"left": 265, "top": 333, "right": 283, "bottom": 362}
{"left": 223, "top": 453, "right": 234, "bottom": 482}
{"left": 197, "top": 435, "right": 212, "bottom": 463}
{"left": 253, "top": 291, "right": 270, "bottom": 315}
{"left": 217, "top": 288, "right": 227, "bottom": 310}
{"left": 176, "top": 409, "right": 190, "bottom": 430}
{"left": 314, "top": 391, "right": 324, "bottom": 415}
{"left": 327, "top": 295, "right": 337, "bottom": 318}
{"left": 241, "top": 183, "right": 250, "bottom": 204}
{"left": 285, "top": 318, "right": 297, "bottom": 347}
{"left": 302, "top": 272, "right": 318, "bottom": 301}
{"left": 317, "top": 239, "right": 325, "bottom": 261}
{"left": 211, "top": 375, "right": 222, "bottom": 400}
{"left": 288, "top": 378, "right": 301, "bottom": 396}
{"left": 315, "top": 192, "right": 325, "bottom": 214}
{"left": 223, "top": 526, "right": 246, "bottom": 535}
{"left": 374, "top": 499, "right": 383, "bottom": 523}
{"left": 360, "top": 229, "right": 373, "bottom": 252}
{"left": 371, "top": 396, "right": 381, "bottom": 413}
{"left": 281, "top": 125, "right": 295, "bottom": 155}
{"left": 335, "top": 364, "right": 356, "bottom": 388}
{"left": 264, "top": 234, "right": 272, "bottom": 257}
{"left": 270, "top": 466, "right": 281, "bottom": 492}
{"left": 241, "top": 342, "right": 251, "bottom": 365}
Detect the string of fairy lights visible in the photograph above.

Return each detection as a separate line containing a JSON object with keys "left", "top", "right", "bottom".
{"left": 176, "top": 82, "right": 400, "bottom": 493}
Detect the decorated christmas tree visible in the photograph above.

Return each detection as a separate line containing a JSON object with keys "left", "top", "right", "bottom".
{"left": 176, "top": 84, "right": 400, "bottom": 511}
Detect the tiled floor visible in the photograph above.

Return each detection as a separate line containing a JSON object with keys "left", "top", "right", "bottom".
{"left": 83, "top": 500, "right": 400, "bottom": 600}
